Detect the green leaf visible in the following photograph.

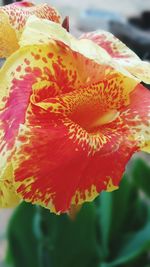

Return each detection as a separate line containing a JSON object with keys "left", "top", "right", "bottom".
{"left": 104, "top": 222, "right": 150, "bottom": 266}
{"left": 110, "top": 175, "right": 138, "bottom": 236}
{"left": 97, "top": 175, "right": 139, "bottom": 261}
{"left": 129, "top": 157, "right": 150, "bottom": 197}
{"left": 97, "top": 169, "right": 150, "bottom": 264}
{"left": 6, "top": 202, "right": 39, "bottom": 267}
{"left": 98, "top": 191, "right": 113, "bottom": 259}
{"left": 6, "top": 202, "right": 100, "bottom": 267}
{"left": 37, "top": 202, "right": 101, "bottom": 267}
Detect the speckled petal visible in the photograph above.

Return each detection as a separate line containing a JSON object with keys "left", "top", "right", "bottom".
{"left": 11, "top": 68, "right": 138, "bottom": 213}
{"left": 119, "top": 84, "right": 150, "bottom": 152}
{"left": 0, "top": 46, "right": 40, "bottom": 204}
{"left": 20, "top": 16, "right": 140, "bottom": 81}
{"left": 12, "top": 97, "right": 138, "bottom": 213}
{"left": 71, "top": 87, "right": 150, "bottom": 206}
{"left": 0, "top": 2, "right": 61, "bottom": 57}
{"left": 80, "top": 31, "right": 150, "bottom": 84}
{"left": 0, "top": 40, "right": 117, "bottom": 208}
{"left": 12, "top": 107, "right": 89, "bottom": 214}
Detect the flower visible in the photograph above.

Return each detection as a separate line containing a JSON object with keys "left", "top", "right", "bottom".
{"left": 0, "top": 1, "right": 61, "bottom": 58}
{"left": 0, "top": 16, "right": 150, "bottom": 214}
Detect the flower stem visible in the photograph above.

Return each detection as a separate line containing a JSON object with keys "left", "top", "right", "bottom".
{"left": 35, "top": 206, "right": 52, "bottom": 267}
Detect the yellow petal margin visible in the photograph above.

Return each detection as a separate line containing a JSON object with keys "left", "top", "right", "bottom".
{"left": 80, "top": 30, "right": 150, "bottom": 84}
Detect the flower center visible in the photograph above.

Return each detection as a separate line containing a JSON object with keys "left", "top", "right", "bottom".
{"left": 70, "top": 106, "right": 119, "bottom": 133}
{"left": 59, "top": 86, "right": 120, "bottom": 133}
{"left": 31, "top": 82, "right": 120, "bottom": 133}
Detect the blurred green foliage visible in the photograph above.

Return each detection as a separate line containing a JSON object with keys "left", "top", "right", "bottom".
{"left": 5, "top": 156, "right": 150, "bottom": 267}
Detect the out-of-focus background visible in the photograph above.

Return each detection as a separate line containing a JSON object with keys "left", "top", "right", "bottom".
{"left": 0, "top": 0, "right": 150, "bottom": 267}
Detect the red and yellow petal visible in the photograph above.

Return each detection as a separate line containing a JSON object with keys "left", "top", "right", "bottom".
{"left": 12, "top": 104, "right": 90, "bottom": 213}
{"left": 0, "top": 38, "right": 114, "bottom": 171}
{"left": 12, "top": 99, "right": 138, "bottom": 213}
{"left": 80, "top": 31, "right": 150, "bottom": 84}
{"left": 71, "top": 141, "right": 137, "bottom": 206}
{"left": 0, "top": 2, "right": 61, "bottom": 57}
{"left": 71, "top": 84, "right": 150, "bottom": 206}
{"left": 12, "top": 81, "right": 150, "bottom": 213}
{"left": 10, "top": 70, "right": 139, "bottom": 213}
{"left": 0, "top": 40, "right": 118, "bottom": 208}
{"left": 20, "top": 16, "right": 141, "bottom": 83}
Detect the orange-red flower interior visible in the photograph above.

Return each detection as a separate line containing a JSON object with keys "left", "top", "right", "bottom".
{"left": 0, "top": 14, "right": 150, "bottom": 214}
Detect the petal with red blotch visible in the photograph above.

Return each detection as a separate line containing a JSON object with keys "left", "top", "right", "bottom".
{"left": 0, "top": 164, "right": 20, "bottom": 208}
{"left": 12, "top": 101, "right": 138, "bottom": 213}
{"left": 0, "top": 49, "right": 36, "bottom": 184}
{"left": 72, "top": 84, "right": 150, "bottom": 205}
{"left": 0, "top": 2, "right": 61, "bottom": 57}
{"left": 0, "top": 42, "right": 73, "bottom": 189}
{"left": 80, "top": 31, "right": 137, "bottom": 60}
{"left": 12, "top": 104, "right": 90, "bottom": 214}
{"left": 10, "top": 1, "right": 35, "bottom": 8}
{"left": 80, "top": 31, "right": 150, "bottom": 84}
{"left": 71, "top": 141, "right": 137, "bottom": 206}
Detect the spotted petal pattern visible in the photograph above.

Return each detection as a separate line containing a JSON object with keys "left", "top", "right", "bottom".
{"left": 0, "top": 1, "right": 61, "bottom": 57}
{"left": 0, "top": 17, "right": 150, "bottom": 214}
{"left": 20, "top": 17, "right": 136, "bottom": 82}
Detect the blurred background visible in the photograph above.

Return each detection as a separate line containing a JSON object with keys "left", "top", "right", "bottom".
{"left": 0, "top": 0, "right": 150, "bottom": 266}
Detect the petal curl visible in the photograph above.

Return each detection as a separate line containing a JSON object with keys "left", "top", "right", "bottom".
{"left": 80, "top": 31, "right": 150, "bottom": 84}
{"left": 0, "top": 2, "right": 61, "bottom": 57}
{"left": 20, "top": 16, "right": 140, "bottom": 82}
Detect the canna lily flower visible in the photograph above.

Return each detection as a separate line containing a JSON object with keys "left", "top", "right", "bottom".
{"left": 0, "top": 16, "right": 150, "bottom": 214}
{"left": 0, "top": 1, "right": 61, "bottom": 58}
